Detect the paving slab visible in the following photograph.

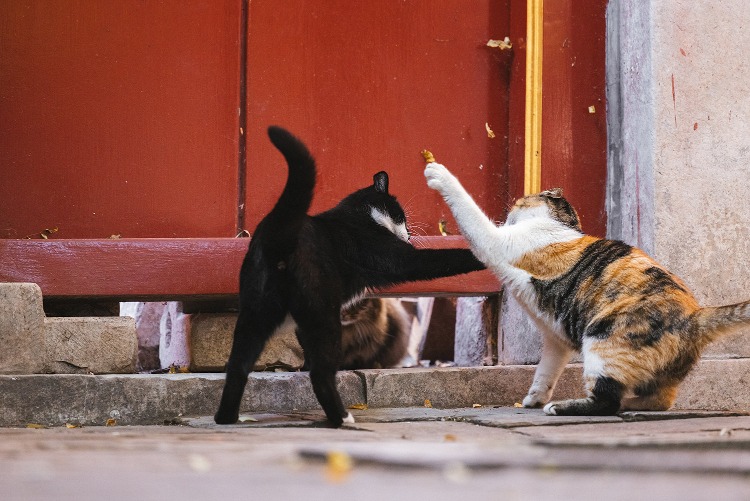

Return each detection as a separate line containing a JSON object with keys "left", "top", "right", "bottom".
{"left": 3, "top": 411, "right": 750, "bottom": 501}
{"left": 514, "top": 415, "right": 750, "bottom": 447}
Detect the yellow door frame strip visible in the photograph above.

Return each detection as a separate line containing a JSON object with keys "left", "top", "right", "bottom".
{"left": 524, "top": 0, "right": 543, "bottom": 195}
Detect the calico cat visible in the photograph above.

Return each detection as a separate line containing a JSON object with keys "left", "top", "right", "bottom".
{"left": 339, "top": 297, "right": 410, "bottom": 370}
{"left": 214, "top": 127, "right": 484, "bottom": 426}
{"left": 425, "top": 161, "right": 750, "bottom": 416}
{"left": 257, "top": 297, "right": 410, "bottom": 371}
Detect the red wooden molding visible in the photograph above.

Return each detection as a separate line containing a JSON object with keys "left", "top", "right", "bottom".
{"left": 0, "top": 237, "right": 500, "bottom": 301}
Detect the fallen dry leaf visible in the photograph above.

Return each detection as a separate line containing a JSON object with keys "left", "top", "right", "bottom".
{"left": 438, "top": 220, "right": 449, "bottom": 236}
{"left": 424, "top": 399, "right": 433, "bottom": 408}
{"left": 444, "top": 434, "right": 457, "bottom": 442}
{"left": 105, "top": 418, "right": 117, "bottom": 427}
{"left": 421, "top": 149, "right": 436, "bottom": 163}
{"left": 325, "top": 450, "right": 353, "bottom": 483}
{"left": 513, "top": 402, "right": 524, "bottom": 408}
{"left": 26, "top": 423, "right": 46, "bottom": 429}
{"left": 472, "top": 404, "right": 482, "bottom": 408}
{"left": 485, "top": 123, "right": 496, "bottom": 138}
{"left": 348, "top": 403, "right": 368, "bottom": 410}
{"left": 65, "top": 423, "right": 80, "bottom": 429}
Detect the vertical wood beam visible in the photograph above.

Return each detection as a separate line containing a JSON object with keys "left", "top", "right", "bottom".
{"left": 524, "top": 0, "right": 544, "bottom": 195}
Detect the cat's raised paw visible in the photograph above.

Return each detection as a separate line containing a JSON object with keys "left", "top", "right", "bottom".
{"left": 424, "top": 162, "right": 453, "bottom": 193}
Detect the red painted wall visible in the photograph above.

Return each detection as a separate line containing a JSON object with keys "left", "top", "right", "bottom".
{"left": 0, "top": 1, "right": 242, "bottom": 238}
{"left": 540, "top": 0, "right": 608, "bottom": 236}
{"left": 1, "top": 1, "right": 607, "bottom": 244}
{"left": 507, "top": 0, "right": 608, "bottom": 237}
{"left": 243, "top": 0, "right": 511, "bottom": 236}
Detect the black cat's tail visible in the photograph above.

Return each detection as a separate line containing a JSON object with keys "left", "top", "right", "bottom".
{"left": 266, "top": 126, "right": 317, "bottom": 224}
{"left": 692, "top": 299, "right": 750, "bottom": 345}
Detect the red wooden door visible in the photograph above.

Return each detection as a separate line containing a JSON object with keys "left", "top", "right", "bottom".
{"left": 243, "top": 0, "right": 511, "bottom": 236}
{"left": 0, "top": 1, "right": 242, "bottom": 239}
{"left": 1, "top": 1, "right": 511, "bottom": 240}
{"left": 0, "top": 1, "right": 608, "bottom": 299}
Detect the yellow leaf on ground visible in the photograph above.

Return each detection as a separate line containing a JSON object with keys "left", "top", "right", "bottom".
{"left": 513, "top": 402, "right": 524, "bottom": 408}
{"left": 105, "top": 418, "right": 117, "bottom": 427}
{"left": 424, "top": 399, "right": 433, "bottom": 408}
{"left": 26, "top": 423, "right": 45, "bottom": 429}
{"left": 472, "top": 404, "right": 482, "bottom": 408}
{"left": 325, "top": 450, "right": 353, "bottom": 483}
{"left": 348, "top": 403, "right": 368, "bottom": 410}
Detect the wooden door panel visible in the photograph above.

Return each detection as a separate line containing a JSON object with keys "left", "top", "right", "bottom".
{"left": 541, "top": 0, "right": 608, "bottom": 236}
{"left": 0, "top": 1, "right": 242, "bottom": 238}
{"left": 244, "top": 0, "right": 512, "bottom": 236}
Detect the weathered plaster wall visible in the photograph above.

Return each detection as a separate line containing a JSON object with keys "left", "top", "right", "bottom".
{"left": 606, "top": 0, "right": 656, "bottom": 253}
{"left": 608, "top": 0, "right": 750, "bottom": 356}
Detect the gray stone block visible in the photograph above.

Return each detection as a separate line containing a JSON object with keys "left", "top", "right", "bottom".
{"left": 702, "top": 327, "right": 750, "bottom": 359}
{"left": 674, "top": 358, "right": 750, "bottom": 411}
{"left": 498, "top": 293, "right": 543, "bottom": 365}
{"left": 0, "top": 371, "right": 365, "bottom": 426}
{"left": 188, "top": 312, "right": 304, "bottom": 372}
{"left": 454, "top": 296, "right": 498, "bottom": 367}
{"left": 44, "top": 317, "right": 138, "bottom": 374}
{"left": 361, "top": 365, "right": 585, "bottom": 409}
{"left": 0, "top": 283, "right": 46, "bottom": 374}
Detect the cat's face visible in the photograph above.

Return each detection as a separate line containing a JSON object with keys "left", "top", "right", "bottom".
{"left": 338, "top": 171, "right": 410, "bottom": 242}
{"left": 506, "top": 188, "right": 582, "bottom": 231}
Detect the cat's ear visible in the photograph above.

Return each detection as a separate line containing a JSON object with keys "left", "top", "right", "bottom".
{"left": 541, "top": 187, "right": 563, "bottom": 199}
{"left": 373, "top": 171, "right": 389, "bottom": 194}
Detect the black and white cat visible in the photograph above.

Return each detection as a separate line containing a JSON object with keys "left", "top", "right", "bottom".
{"left": 214, "top": 127, "right": 484, "bottom": 427}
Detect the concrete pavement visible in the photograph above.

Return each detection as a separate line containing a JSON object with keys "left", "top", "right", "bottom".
{"left": 2, "top": 406, "right": 749, "bottom": 501}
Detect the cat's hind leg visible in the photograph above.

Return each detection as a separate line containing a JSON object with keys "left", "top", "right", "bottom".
{"left": 293, "top": 308, "right": 353, "bottom": 428}
{"left": 543, "top": 337, "right": 626, "bottom": 415}
{"left": 543, "top": 375, "right": 625, "bottom": 416}
{"left": 523, "top": 332, "right": 575, "bottom": 408}
{"left": 215, "top": 302, "right": 288, "bottom": 424}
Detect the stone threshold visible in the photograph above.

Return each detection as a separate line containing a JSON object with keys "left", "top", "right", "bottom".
{"left": 1, "top": 359, "right": 748, "bottom": 427}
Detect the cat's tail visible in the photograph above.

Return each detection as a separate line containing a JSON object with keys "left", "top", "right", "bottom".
{"left": 266, "top": 126, "right": 316, "bottom": 224}
{"left": 692, "top": 299, "right": 750, "bottom": 344}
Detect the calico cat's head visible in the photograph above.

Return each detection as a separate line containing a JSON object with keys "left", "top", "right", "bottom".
{"left": 506, "top": 188, "right": 582, "bottom": 231}
{"left": 337, "top": 171, "right": 410, "bottom": 242}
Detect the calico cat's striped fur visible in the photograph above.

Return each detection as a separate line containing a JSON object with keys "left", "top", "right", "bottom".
{"left": 425, "top": 162, "right": 750, "bottom": 416}
{"left": 339, "top": 298, "right": 410, "bottom": 370}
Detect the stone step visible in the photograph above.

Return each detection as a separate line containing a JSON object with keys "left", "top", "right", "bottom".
{"left": 1, "top": 359, "right": 748, "bottom": 427}
{"left": 1, "top": 283, "right": 139, "bottom": 374}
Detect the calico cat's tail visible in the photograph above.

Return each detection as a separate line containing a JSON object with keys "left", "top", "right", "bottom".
{"left": 692, "top": 299, "right": 750, "bottom": 343}
{"left": 266, "top": 126, "right": 317, "bottom": 223}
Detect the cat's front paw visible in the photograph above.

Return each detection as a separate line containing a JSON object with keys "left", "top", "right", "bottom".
{"left": 424, "top": 162, "right": 456, "bottom": 195}
{"left": 522, "top": 388, "right": 552, "bottom": 408}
